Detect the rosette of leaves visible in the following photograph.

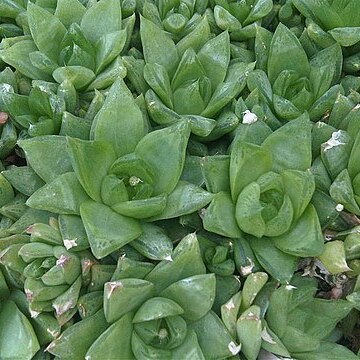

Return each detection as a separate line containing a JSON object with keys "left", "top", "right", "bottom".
{"left": 222, "top": 272, "right": 359, "bottom": 360}
{"left": 249, "top": 22, "right": 343, "bottom": 122}
{"left": 15, "top": 217, "right": 97, "bottom": 326}
{"left": 139, "top": 0, "right": 209, "bottom": 41}
{"left": 202, "top": 116, "right": 325, "bottom": 283}
{"left": 47, "top": 233, "right": 240, "bottom": 359}
{"left": 210, "top": 0, "right": 273, "bottom": 41}
{"left": 18, "top": 79, "right": 214, "bottom": 260}
{"left": 292, "top": 0, "right": 360, "bottom": 74}
{"left": 0, "top": 0, "right": 132, "bottom": 92}
{"left": 139, "top": 15, "right": 255, "bottom": 140}
{"left": 263, "top": 275, "right": 358, "bottom": 359}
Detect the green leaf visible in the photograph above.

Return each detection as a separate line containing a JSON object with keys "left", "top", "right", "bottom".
{"left": 261, "top": 116, "right": 312, "bottom": 172}
{"left": 201, "top": 155, "right": 230, "bottom": 193}
{"left": 189, "top": 311, "right": 239, "bottom": 359}
{"left": 27, "top": 2, "right": 66, "bottom": 61}
{"left": 26, "top": 172, "right": 90, "bottom": 215}
{"left": 160, "top": 274, "right": 216, "bottom": 321}
{"left": 92, "top": 79, "right": 145, "bottom": 157}
{"left": 135, "top": 122, "right": 190, "bottom": 196}
{"left": 330, "top": 169, "right": 360, "bottom": 215}
{"left": 54, "top": 0, "right": 86, "bottom": 28}
{"left": 318, "top": 240, "right": 351, "bottom": 274}
{"left": 47, "top": 310, "right": 108, "bottom": 358}
{"left": 0, "top": 301, "right": 40, "bottom": 360}
{"left": 86, "top": 312, "right": 135, "bottom": 360}
{"left": 197, "top": 31, "right": 230, "bottom": 90}
{"left": 235, "top": 182, "right": 266, "bottom": 238}
{"left": 250, "top": 238, "right": 297, "bottom": 284}
{"left": 230, "top": 141, "right": 272, "bottom": 202}
{"left": 112, "top": 195, "right": 167, "bottom": 219}
{"left": 95, "top": 30, "right": 127, "bottom": 74}
{"left": 144, "top": 63, "right": 173, "bottom": 109}
{"left": 131, "top": 223, "right": 173, "bottom": 261}
{"left": 67, "top": 137, "right": 117, "bottom": 202}
{"left": 80, "top": 201, "right": 142, "bottom": 259}
{"left": 171, "top": 49, "right": 206, "bottom": 91}
{"left": 80, "top": 0, "right": 122, "bottom": 44}
{"left": 0, "top": 40, "right": 51, "bottom": 81}
{"left": 147, "top": 180, "right": 214, "bottom": 221}
{"left": 103, "top": 278, "right": 154, "bottom": 323}
{"left": 203, "top": 191, "right": 242, "bottom": 238}
{"left": 268, "top": 23, "right": 310, "bottom": 84}
{"left": 145, "top": 233, "right": 206, "bottom": 293}
{"left": 281, "top": 169, "right": 315, "bottom": 220}
{"left": 294, "top": 341, "right": 359, "bottom": 360}
{"left": 140, "top": 16, "right": 179, "bottom": 77}
{"left": 236, "top": 305, "right": 262, "bottom": 360}
{"left": 52, "top": 66, "right": 95, "bottom": 90}
{"left": 329, "top": 27, "right": 360, "bottom": 47}
{"left": 272, "top": 204, "right": 324, "bottom": 257}
{"left": 133, "top": 297, "right": 184, "bottom": 322}
{"left": 18, "top": 136, "right": 72, "bottom": 183}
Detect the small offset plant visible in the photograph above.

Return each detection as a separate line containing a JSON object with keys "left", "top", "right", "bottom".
{"left": 1, "top": 0, "right": 360, "bottom": 359}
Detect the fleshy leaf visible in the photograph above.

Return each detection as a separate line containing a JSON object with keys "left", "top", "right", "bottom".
{"left": 91, "top": 79, "right": 145, "bottom": 157}
{"left": 67, "top": 138, "right": 117, "bottom": 202}
{"left": 86, "top": 312, "right": 135, "bottom": 360}
{"left": 272, "top": 204, "right": 324, "bottom": 257}
{"left": 0, "top": 301, "right": 40, "bottom": 360}
{"left": 18, "top": 136, "right": 72, "bottom": 183}
{"left": 230, "top": 141, "right": 272, "bottom": 202}
{"left": 103, "top": 279, "right": 154, "bottom": 323}
{"left": 27, "top": 2, "right": 66, "bottom": 61}
{"left": 261, "top": 116, "right": 312, "bottom": 172}
{"left": 160, "top": 274, "right": 216, "bottom": 321}
{"left": 147, "top": 180, "right": 214, "bottom": 221}
{"left": 26, "top": 172, "right": 90, "bottom": 215}
{"left": 203, "top": 191, "right": 242, "bottom": 238}
{"left": 268, "top": 23, "right": 310, "bottom": 84}
{"left": 133, "top": 297, "right": 184, "bottom": 322}
{"left": 189, "top": 311, "right": 239, "bottom": 359}
{"left": 80, "top": 0, "right": 122, "bottom": 44}
{"left": 140, "top": 16, "right": 179, "bottom": 77}
{"left": 145, "top": 233, "right": 206, "bottom": 293}
{"left": 251, "top": 238, "right": 298, "bottom": 284}
{"left": 80, "top": 201, "right": 142, "bottom": 259}
{"left": 135, "top": 122, "right": 190, "bottom": 195}
{"left": 47, "top": 310, "right": 108, "bottom": 358}
{"left": 197, "top": 31, "right": 230, "bottom": 90}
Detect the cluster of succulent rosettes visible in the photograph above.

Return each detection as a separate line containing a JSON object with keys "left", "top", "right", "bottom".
{"left": 210, "top": 0, "right": 273, "bottom": 41}
{"left": 221, "top": 272, "right": 359, "bottom": 360}
{"left": 138, "top": 15, "right": 255, "bottom": 140}
{"left": 46, "top": 233, "right": 241, "bottom": 359}
{"left": 246, "top": 22, "right": 344, "bottom": 122}
{"left": 202, "top": 116, "right": 325, "bottom": 281}
{"left": 292, "top": 0, "right": 360, "bottom": 75}
{"left": 0, "top": 0, "right": 131, "bottom": 91}
{"left": 16, "top": 219, "right": 95, "bottom": 325}
{"left": 138, "top": 0, "right": 209, "bottom": 41}
{"left": 18, "top": 79, "right": 214, "bottom": 259}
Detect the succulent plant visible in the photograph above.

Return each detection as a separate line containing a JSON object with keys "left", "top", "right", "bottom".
{"left": 139, "top": 15, "right": 255, "bottom": 139}
{"left": 139, "top": 0, "right": 209, "bottom": 41}
{"left": 18, "top": 79, "right": 213, "bottom": 259}
{"left": 46, "top": 233, "right": 240, "bottom": 359}
{"left": 210, "top": 0, "right": 273, "bottom": 41}
{"left": 0, "top": 0, "right": 131, "bottom": 91}
{"left": 202, "top": 115, "right": 325, "bottom": 282}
